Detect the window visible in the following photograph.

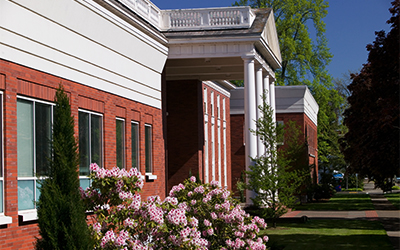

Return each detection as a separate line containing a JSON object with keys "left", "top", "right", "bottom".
{"left": 204, "top": 88, "right": 207, "bottom": 114}
{"left": 79, "top": 110, "right": 102, "bottom": 189}
{"left": 145, "top": 124, "right": 152, "bottom": 173}
{"left": 222, "top": 98, "right": 226, "bottom": 121}
{"left": 217, "top": 95, "right": 220, "bottom": 119}
{"left": 0, "top": 93, "right": 3, "bottom": 214}
{"left": 211, "top": 92, "right": 214, "bottom": 117}
{"left": 17, "top": 98, "right": 53, "bottom": 211}
{"left": 116, "top": 118, "right": 125, "bottom": 169}
{"left": 131, "top": 121, "right": 139, "bottom": 170}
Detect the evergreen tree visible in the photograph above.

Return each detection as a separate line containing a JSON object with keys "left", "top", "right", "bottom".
{"left": 246, "top": 94, "right": 307, "bottom": 227}
{"left": 36, "top": 85, "right": 92, "bottom": 250}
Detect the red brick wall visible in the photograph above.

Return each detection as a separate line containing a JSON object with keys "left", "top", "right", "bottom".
{"left": 231, "top": 111, "right": 319, "bottom": 194}
{"left": 230, "top": 114, "right": 245, "bottom": 196}
{"left": 166, "top": 80, "right": 202, "bottom": 192}
{"left": 0, "top": 59, "right": 165, "bottom": 249}
{"left": 166, "top": 80, "right": 232, "bottom": 192}
{"left": 276, "top": 112, "right": 318, "bottom": 181}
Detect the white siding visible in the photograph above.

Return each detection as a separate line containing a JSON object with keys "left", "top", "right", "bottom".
{"left": 0, "top": 0, "right": 168, "bottom": 109}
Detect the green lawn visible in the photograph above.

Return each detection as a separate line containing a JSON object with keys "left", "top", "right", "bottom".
{"left": 384, "top": 192, "right": 400, "bottom": 209}
{"left": 262, "top": 219, "right": 393, "bottom": 250}
{"left": 294, "top": 193, "right": 375, "bottom": 211}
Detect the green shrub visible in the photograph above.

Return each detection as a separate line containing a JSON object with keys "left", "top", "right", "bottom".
{"left": 307, "top": 184, "right": 335, "bottom": 201}
{"left": 392, "top": 186, "right": 400, "bottom": 190}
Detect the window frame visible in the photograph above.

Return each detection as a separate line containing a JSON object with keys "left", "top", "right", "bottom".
{"left": 116, "top": 117, "right": 125, "bottom": 169}
{"left": 17, "top": 96, "right": 54, "bottom": 215}
{"left": 144, "top": 124, "right": 156, "bottom": 180}
{"left": 0, "top": 92, "right": 10, "bottom": 224}
{"left": 131, "top": 121, "right": 140, "bottom": 171}
{"left": 78, "top": 109, "right": 103, "bottom": 189}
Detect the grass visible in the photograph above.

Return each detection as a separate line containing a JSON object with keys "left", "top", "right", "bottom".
{"left": 294, "top": 193, "right": 375, "bottom": 211}
{"left": 262, "top": 219, "right": 393, "bottom": 250}
{"left": 384, "top": 192, "right": 400, "bottom": 209}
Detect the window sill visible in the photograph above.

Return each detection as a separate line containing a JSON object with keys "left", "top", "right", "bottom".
{"left": 18, "top": 210, "right": 37, "bottom": 222}
{"left": 0, "top": 215, "right": 12, "bottom": 225}
{"left": 145, "top": 173, "right": 157, "bottom": 181}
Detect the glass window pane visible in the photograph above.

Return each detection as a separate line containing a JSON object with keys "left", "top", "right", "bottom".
{"left": 80, "top": 178, "right": 90, "bottom": 190}
{"left": 91, "top": 115, "right": 102, "bottom": 168}
{"left": 18, "top": 180, "right": 34, "bottom": 210}
{"left": 79, "top": 112, "right": 90, "bottom": 176}
{"left": 131, "top": 123, "right": 139, "bottom": 169}
{"left": 36, "top": 103, "right": 52, "bottom": 176}
{"left": 0, "top": 180, "right": 2, "bottom": 213}
{"left": 17, "top": 100, "right": 34, "bottom": 177}
{"left": 116, "top": 119, "right": 124, "bottom": 169}
{"left": 145, "top": 125, "right": 152, "bottom": 173}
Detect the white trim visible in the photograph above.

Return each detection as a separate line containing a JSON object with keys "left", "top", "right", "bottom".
{"left": 18, "top": 210, "right": 38, "bottom": 222}
{"left": 78, "top": 108, "right": 103, "bottom": 117}
{"left": 0, "top": 215, "right": 12, "bottom": 225}
{"left": 203, "top": 81, "right": 232, "bottom": 97}
{"left": 145, "top": 173, "right": 157, "bottom": 180}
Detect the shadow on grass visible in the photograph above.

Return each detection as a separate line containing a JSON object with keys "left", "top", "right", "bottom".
{"left": 262, "top": 219, "right": 393, "bottom": 250}
{"left": 265, "top": 234, "right": 392, "bottom": 250}
{"left": 295, "top": 193, "right": 375, "bottom": 211}
{"left": 384, "top": 193, "right": 400, "bottom": 209}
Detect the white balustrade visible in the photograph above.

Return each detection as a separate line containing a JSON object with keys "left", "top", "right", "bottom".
{"left": 161, "top": 7, "right": 255, "bottom": 31}
{"left": 117, "top": 0, "right": 255, "bottom": 32}
{"left": 118, "top": 0, "right": 161, "bottom": 27}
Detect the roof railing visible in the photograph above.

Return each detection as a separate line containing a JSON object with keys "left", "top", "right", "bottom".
{"left": 161, "top": 6, "right": 255, "bottom": 31}
{"left": 117, "top": 0, "right": 255, "bottom": 31}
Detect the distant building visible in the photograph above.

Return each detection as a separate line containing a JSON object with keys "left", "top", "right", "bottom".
{"left": 230, "top": 85, "right": 319, "bottom": 196}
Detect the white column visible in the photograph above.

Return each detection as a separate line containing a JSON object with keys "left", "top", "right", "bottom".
{"left": 263, "top": 74, "right": 270, "bottom": 107}
{"left": 242, "top": 54, "right": 257, "bottom": 205}
{"left": 255, "top": 66, "right": 264, "bottom": 157}
{"left": 269, "top": 78, "right": 276, "bottom": 124}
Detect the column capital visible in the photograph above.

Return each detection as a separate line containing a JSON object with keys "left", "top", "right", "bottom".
{"left": 241, "top": 52, "right": 255, "bottom": 62}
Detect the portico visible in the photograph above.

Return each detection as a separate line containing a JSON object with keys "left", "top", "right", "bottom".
{"left": 161, "top": 6, "right": 282, "bottom": 204}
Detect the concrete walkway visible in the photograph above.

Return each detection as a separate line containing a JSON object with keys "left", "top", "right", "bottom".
{"left": 282, "top": 182, "right": 400, "bottom": 250}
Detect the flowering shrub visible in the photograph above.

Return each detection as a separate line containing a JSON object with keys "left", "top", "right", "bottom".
{"left": 81, "top": 164, "right": 268, "bottom": 249}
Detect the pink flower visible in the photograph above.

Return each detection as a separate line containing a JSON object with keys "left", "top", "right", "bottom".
{"left": 207, "top": 228, "right": 214, "bottom": 235}
{"left": 190, "top": 176, "right": 196, "bottom": 182}
{"left": 203, "top": 219, "right": 211, "bottom": 227}
{"left": 93, "top": 222, "right": 101, "bottom": 233}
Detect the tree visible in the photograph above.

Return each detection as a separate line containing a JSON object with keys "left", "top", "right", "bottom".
{"left": 343, "top": 0, "right": 399, "bottom": 190}
{"left": 246, "top": 94, "right": 307, "bottom": 227}
{"left": 233, "top": 0, "right": 345, "bottom": 170}
{"left": 36, "top": 85, "right": 92, "bottom": 249}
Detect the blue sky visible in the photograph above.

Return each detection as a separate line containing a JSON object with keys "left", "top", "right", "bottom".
{"left": 152, "top": 0, "right": 393, "bottom": 80}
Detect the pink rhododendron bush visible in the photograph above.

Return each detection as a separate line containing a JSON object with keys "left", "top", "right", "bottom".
{"left": 81, "top": 163, "right": 269, "bottom": 250}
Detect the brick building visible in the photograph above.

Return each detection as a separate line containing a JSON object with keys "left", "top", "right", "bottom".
{"left": 0, "top": 0, "right": 281, "bottom": 248}
{"left": 166, "top": 80, "right": 234, "bottom": 191}
{"left": 230, "top": 85, "right": 319, "bottom": 195}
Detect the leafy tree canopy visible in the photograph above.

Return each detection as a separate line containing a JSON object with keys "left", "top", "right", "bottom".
{"left": 233, "top": 0, "right": 345, "bottom": 166}
{"left": 343, "top": 0, "right": 399, "bottom": 189}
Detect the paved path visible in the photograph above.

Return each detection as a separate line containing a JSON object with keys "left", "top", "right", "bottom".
{"left": 282, "top": 182, "right": 400, "bottom": 250}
